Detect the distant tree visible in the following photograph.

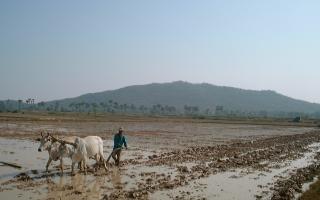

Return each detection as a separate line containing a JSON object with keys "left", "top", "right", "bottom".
{"left": 130, "top": 104, "right": 136, "bottom": 113}
{"left": 163, "top": 105, "right": 177, "bottom": 115}
{"left": 76, "top": 102, "right": 86, "bottom": 112}
{"left": 170, "top": 106, "right": 177, "bottom": 114}
{"left": 105, "top": 100, "right": 114, "bottom": 112}
{"left": 54, "top": 102, "right": 60, "bottom": 111}
{"left": 119, "top": 104, "right": 124, "bottom": 112}
{"left": 18, "top": 100, "right": 22, "bottom": 111}
{"left": 46, "top": 104, "right": 54, "bottom": 111}
{"left": 4, "top": 99, "right": 10, "bottom": 111}
{"left": 258, "top": 110, "right": 268, "bottom": 118}
{"left": 69, "top": 102, "right": 75, "bottom": 111}
{"left": 60, "top": 107, "right": 67, "bottom": 112}
{"left": 215, "top": 106, "right": 224, "bottom": 116}
{"left": 160, "top": 105, "right": 164, "bottom": 114}
{"left": 25, "top": 98, "right": 34, "bottom": 105}
{"left": 123, "top": 104, "right": 128, "bottom": 112}
{"left": 183, "top": 105, "right": 199, "bottom": 115}
{"left": 150, "top": 104, "right": 164, "bottom": 114}
{"left": 139, "top": 105, "right": 146, "bottom": 113}
{"left": 24, "top": 98, "right": 36, "bottom": 110}
{"left": 192, "top": 106, "right": 199, "bottom": 114}
{"left": 100, "top": 102, "right": 107, "bottom": 112}
{"left": 37, "top": 101, "right": 45, "bottom": 110}
{"left": 91, "top": 103, "right": 98, "bottom": 114}
{"left": 0, "top": 101, "right": 5, "bottom": 112}
{"left": 312, "top": 111, "right": 320, "bottom": 119}
{"left": 84, "top": 102, "right": 90, "bottom": 111}
{"left": 205, "top": 108, "right": 210, "bottom": 115}
{"left": 184, "top": 105, "right": 190, "bottom": 115}
{"left": 75, "top": 103, "right": 81, "bottom": 112}
{"left": 113, "top": 102, "right": 119, "bottom": 111}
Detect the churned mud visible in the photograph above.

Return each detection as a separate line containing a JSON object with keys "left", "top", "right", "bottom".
{"left": 0, "top": 116, "right": 320, "bottom": 199}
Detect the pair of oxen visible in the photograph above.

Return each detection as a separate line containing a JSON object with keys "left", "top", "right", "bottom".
{"left": 37, "top": 131, "right": 108, "bottom": 175}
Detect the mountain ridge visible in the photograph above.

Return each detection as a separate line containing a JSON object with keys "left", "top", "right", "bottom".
{"left": 47, "top": 81, "right": 320, "bottom": 114}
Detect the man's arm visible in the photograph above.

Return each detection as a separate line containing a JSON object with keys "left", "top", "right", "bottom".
{"left": 113, "top": 135, "right": 116, "bottom": 148}
{"left": 123, "top": 136, "right": 128, "bottom": 149}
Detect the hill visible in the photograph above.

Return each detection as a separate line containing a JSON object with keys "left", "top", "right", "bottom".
{"left": 48, "top": 81, "right": 320, "bottom": 114}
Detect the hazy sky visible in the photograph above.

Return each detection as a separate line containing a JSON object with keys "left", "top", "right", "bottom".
{"left": 1, "top": 1, "right": 320, "bottom": 103}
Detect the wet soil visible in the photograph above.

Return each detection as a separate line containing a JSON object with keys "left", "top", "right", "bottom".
{"left": 1, "top": 115, "right": 320, "bottom": 200}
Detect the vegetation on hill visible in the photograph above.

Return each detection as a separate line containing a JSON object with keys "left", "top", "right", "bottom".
{"left": 1, "top": 81, "right": 320, "bottom": 118}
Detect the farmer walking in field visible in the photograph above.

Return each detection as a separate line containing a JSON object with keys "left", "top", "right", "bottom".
{"left": 107, "top": 127, "right": 128, "bottom": 166}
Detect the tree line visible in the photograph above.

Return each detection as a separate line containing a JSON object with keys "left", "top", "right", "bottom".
{"left": 1, "top": 98, "right": 320, "bottom": 119}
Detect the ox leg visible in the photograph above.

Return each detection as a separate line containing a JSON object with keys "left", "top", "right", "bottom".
{"left": 103, "top": 160, "right": 108, "bottom": 172}
{"left": 60, "top": 158, "right": 64, "bottom": 174}
{"left": 78, "top": 161, "right": 82, "bottom": 170}
{"left": 46, "top": 158, "right": 52, "bottom": 172}
{"left": 96, "top": 154, "right": 101, "bottom": 170}
{"left": 71, "top": 162, "right": 75, "bottom": 176}
{"left": 83, "top": 158, "right": 87, "bottom": 175}
{"left": 100, "top": 154, "right": 108, "bottom": 172}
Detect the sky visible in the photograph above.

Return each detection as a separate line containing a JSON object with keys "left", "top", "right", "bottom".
{"left": 1, "top": 1, "right": 320, "bottom": 103}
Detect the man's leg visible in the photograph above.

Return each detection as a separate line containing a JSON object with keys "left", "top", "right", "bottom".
{"left": 115, "top": 149, "right": 122, "bottom": 166}
{"left": 106, "top": 149, "right": 115, "bottom": 163}
{"left": 111, "top": 150, "right": 117, "bottom": 163}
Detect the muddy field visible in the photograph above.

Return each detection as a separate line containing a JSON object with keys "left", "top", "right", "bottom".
{"left": 0, "top": 113, "right": 320, "bottom": 200}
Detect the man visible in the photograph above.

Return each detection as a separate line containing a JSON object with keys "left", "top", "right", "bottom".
{"left": 108, "top": 127, "right": 127, "bottom": 166}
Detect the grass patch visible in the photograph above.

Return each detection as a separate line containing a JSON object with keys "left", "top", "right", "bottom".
{"left": 0, "top": 111, "right": 318, "bottom": 127}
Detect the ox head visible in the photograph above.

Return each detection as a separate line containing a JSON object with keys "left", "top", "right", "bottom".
{"left": 37, "top": 131, "right": 57, "bottom": 152}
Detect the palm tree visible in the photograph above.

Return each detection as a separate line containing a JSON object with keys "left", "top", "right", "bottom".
{"left": 18, "top": 100, "right": 22, "bottom": 111}
{"left": 113, "top": 102, "right": 119, "bottom": 111}
{"left": 91, "top": 103, "right": 98, "bottom": 114}
{"left": 75, "top": 103, "right": 81, "bottom": 112}
{"left": 123, "top": 104, "right": 128, "bottom": 112}
{"left": 119, "top": 104, "right": 124, "bottom": 112}
{"left": 192, "top": 106, "right": 199, "bottom": 115}
{"left": 184, "top": 105, "right": 190, "bottom": 115}
{"left": 54, "top": 102, "right": 60, "bottom": 111}
{"left": 84, "top": 102, "right": 90, "bottom": 111}
{"left": 130, "top": 104, "right": 136, "bottom": 113}
{"left": 205, "top": 108, "right": 210, "bottom": 115}
{"left": 69, "top": 102, "right": 75, "bottom": 111}
{"left": 100, "top": 102, "right": 106, "bottom": 112}
{"left": 0, "top": 101, "right": 5, "bottom": 112}
{"left": 139, "top": 105, "right": 145, "bottom": 113}
{"left": 38, "top": 101, "right": 46, "bottom": 110}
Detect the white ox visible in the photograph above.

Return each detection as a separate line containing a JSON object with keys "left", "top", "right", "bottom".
{"left": 37, "top": 131, "right": 77, "bottom": 173}
{"left": 54, "top": 136, "right": 108, "bottom": 175}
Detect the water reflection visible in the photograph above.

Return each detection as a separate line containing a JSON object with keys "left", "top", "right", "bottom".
{"left": 110, "top": 167, "right": 124, "bottom": 191}
{"left": 46, "top": 172, "right": 107, "bottom": 199}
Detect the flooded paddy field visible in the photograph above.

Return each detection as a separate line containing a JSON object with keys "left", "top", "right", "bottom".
{"left": 0, "top": 113, "right": 320, "bottom": 200}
